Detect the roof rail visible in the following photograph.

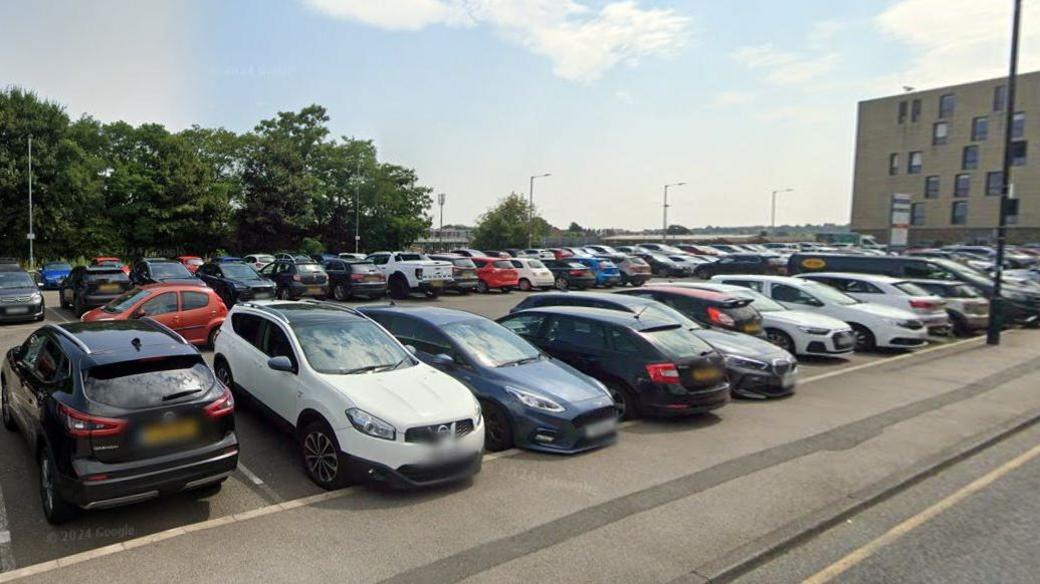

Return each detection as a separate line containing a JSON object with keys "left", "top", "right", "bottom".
{"left": 139, "top": 317, "right": 191, "bottom": 345}
{"left": 237, "top": 301, "right": 291, "bottom": 324}
{"left": 46, "top": 324, "right": 93, "bottom": 354}
{"left": 297, "top": 299, "right": 365, "bottom": 317}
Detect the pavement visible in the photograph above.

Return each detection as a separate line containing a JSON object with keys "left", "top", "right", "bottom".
{"left": 0, "top": 288, "right": 1037, "bottom": 583}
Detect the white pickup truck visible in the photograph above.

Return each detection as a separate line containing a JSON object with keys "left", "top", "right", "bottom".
{"left": 367, "top": 251, "right": 455, "bottom": 299}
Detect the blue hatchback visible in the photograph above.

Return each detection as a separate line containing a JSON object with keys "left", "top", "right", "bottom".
{"left": 359, "top": 306, "right": 619, "bottom": 453}
{"left": 39, "top": 262, "right": 72, "bottom": 289}
{"left": 570, "top": 257, "right": 622, "bottom": 287}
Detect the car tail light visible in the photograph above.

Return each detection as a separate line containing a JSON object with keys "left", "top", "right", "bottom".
{"left": 350, "top": 273, "right": 365, "bottom": 282}
{"left": 569, "top": 269, "right": 584, "bottom": 276}
{"left": 646, "top": 362, "right": 681, "bottom": 384}
{"left": 707, "top": 307, "right": 736, "bottom": 327}
{"left": 204, "top": 386, "right": 235, "bottom": 419}
{"left": 909, "top": 299, "right": 939, "bottom": 310}
{"left": 57, "top": 403, "right": 127, "bottom": 437}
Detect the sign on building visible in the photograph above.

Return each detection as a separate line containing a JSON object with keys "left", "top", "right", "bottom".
{"left": 890, "top": 193, "right": 911, "bottom": 246}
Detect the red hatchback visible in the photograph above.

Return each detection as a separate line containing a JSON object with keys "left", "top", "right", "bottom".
{"left": 91, "top": 256, "right": 130, "bottom": 275}
{"left": 81, "top": 284, "right": 228, "bottom": 347}
{"left": 471, "top": 257, "right": 520, "bottom": 293}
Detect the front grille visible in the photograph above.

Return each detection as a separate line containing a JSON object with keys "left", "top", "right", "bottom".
{"left": 397, "top": 455, "right": 478, "bottom": 484}
{"left": 904, "top": 320, "right": 925, "bottom": 330}
{"left": 405, "top": 420, "right": 472, "bottom": 444}
{"left": 1, "top": 296, "right": 30, "bottom": 303}
{"left": 455, "top": 419, "right": 474, "bottom": 438}
{"left": 771, "top": 360, "right": 796, "bottom": 376}
{"left": 572, "top": 406, "right": 618, "bottom": 428}
{"left": 833, "top": 331, "right": 855, "bottom": 349}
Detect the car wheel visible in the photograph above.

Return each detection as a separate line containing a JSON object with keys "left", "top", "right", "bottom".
{"left": 333, "top": 283, "right": 348, "bottom": 301}
{"left": 389, "top": 276, "right": 410, "bottom": 300}
{"left": 39, "top": 451, "right": 79, "bottom": 524}
{"left": 606, "top": 381, "right": 638, "bottom": 421}
{"left": 518, "top": 278, "right": 532, "bottom": 292}
{"left": 206, "top": 327, "right": 220, "bottom": 350}
{"left": 481, "top": 400, "right": 513, "bottom": 452}
{"left": 299, "top": 420, "right": 350, "bottom": 490}
{"left": 59, "top": 290, "right": 69, "bottom": 310}
{"left": 765, "top": 328, "right": 796, "bottom": 354}
{"left": 850, "top": 324, "right": 876, "bottom": 352}
{"left": 555, "top": 277, "right": 569, "bottom": 291}
{"left": 2, "top": 376, "right": 16, "bottom": 431}
{"left": 73, "top": 295, "right": 85, "bottom": 317}
{"left": 214, "top": 358, "right": 240, "bottom": 401}
{"left": 949, "top": 313, "right": 970, "bottom": 337}
{"left": 476, "top": 280, "right": 489, "bottom": 294}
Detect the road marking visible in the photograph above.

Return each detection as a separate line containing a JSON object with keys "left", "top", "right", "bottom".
{"left": 0, "top": 477, "right": 15, "bottom": 572}
{"left": 802, "top": 441, "right": 1040, "bottom": 584}
{"left": 799, "top": 334, "right": 990, "bottom": 385}
{"left": 236, "top": 463, "right": 265, "bottom": 485}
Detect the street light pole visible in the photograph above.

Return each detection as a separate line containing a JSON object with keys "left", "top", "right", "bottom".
{"left": 770, "top": 188, "right": 793, "bottom": 232}
{"left": 28, "top": 135, "right": 34, "bottom": 271}
{"left": 988, "top": 0, "right": 1022, "bottom": 346}
{"left": 662, "top": 182, "right": 686, "bottom": 243}
{"left": 437, "top": 193, "right": 446, "bottom": 251}
{"left": 354, "top": 158, "right": 362, "bottom": 254}
{"left": 528, "top": 173, "right": 551, "bottom": 248}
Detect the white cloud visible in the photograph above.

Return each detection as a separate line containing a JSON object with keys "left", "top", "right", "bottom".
{"left": 711, "top": 90, "right": 755, "bottom": 107}
{"left": 303, "top": 0, "right": 690, "bottom": 82}
{"left": 733, "top": 44, "right": 840, "bottom": 85}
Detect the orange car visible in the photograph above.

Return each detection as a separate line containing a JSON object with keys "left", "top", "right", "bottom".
{"left": 175, "top": 255, "right": 205, "bottom": 273}
{"left": 91, "top": 256, "right": 130, "bottom": 275}
{"left": 81, "top": 284, "right": 228, "bottom": 347}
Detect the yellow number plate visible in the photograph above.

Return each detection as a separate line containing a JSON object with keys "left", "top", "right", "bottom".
{"left": 142, "top": 419, "right": 199, "bottom": 446}
{"left": 693, "top": 368, "right": 721, "bottom": 381}
{"left": 99, "top": 284, "right": 121, "bottom": 293}
{"left": 743, "top": 323, "right": 762, "bottom": 334}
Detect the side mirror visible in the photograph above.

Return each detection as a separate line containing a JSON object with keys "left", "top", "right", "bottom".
{"left": 429, "top": 353, "right": 455, "bottom": 367}
{"left": 37, "top": 282, "right": 44, "bottom": 288}
{"left": 404, "top": 344, "right": 417, "bottom": 355}
{"left": 268, "top": 355, "right": 295, "bottom": 373}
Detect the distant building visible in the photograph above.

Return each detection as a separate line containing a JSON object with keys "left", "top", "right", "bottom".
{"left": 413, "top": 227, "right": 472, "bottom": 252}
{"left": 851, "top": 72, "right": 1040, "bottom": 245}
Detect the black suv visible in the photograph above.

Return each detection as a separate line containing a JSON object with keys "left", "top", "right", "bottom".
{"left": 130, "top": 259, "right": 203, "bottom": 287}
{"left": 60, "top": 266, "right": 132, "bottom": 315}
{"left": 196, "top": 261, "right": 276, "bottom": 307}
{"left": 428, "top": 254, "right": 479, "bottom": 294}
{"left": 258, "top": 259, "right": 329, "bottom": 300}
{"left": 322, "top": 258, "right": 387, "bottom": 300}
{"left": 498, "top": 306, "right": 729, "bottom": 419}
{"left": 0, "top": 268, "right": 45, "bottom": 323}
{"left": 1, "top": 320, "right": 238, "bottom": 523}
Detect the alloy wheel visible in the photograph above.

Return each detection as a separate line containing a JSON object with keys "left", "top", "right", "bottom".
{"left": 519, "top": 279, "right": 531, "bottom": 292}
{"left": 1, "top": 380, "right": 11, "bottom": 427}
{"left": 555, "top": 277, "right": 568, "bottom": 291}
{"left": 40, "top": 457, "right": 55, "bottom": 514}
{"left": 334, "top": 284, "right": 347, "bottom": 301}
{"left": 766, "top": 330, "right": 794, "bottom": 353}
{"left": 303, "top": 430, "right": 339, "bottom": 484}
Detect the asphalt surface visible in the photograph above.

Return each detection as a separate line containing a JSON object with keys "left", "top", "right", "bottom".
{"left": 0, "top": 285, "right": 997, "bottom": 577}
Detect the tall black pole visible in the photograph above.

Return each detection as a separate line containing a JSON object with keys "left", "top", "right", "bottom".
{"left": 987, "top": 0, "right": 1022, "bottom": 345}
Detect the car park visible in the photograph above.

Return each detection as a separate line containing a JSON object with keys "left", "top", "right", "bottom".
{"left": 243, "top": 254, "right": 276, "bottom": 270}
{"left": 90, "top": 256, "right": 130, "bottom": 275}
{"left": 472, "top": 257, "right": 520, "bottom": 293}
{"left": 258, "top": 258, "right": 330, "bottom": 300}
{"left": 39, "top": 261, "right": 72, "bottom": 290}
{"left": 195, "top": 261, "right": 276, "bottom": 307}
{"left": 605, "top": 254, "right": 653, "bottom": 287}
{"left": 359, "top": 306, "right": 618, "bottom": 453}
{"left": 309, "top": 254, "right": 340, "bottom": 264}
{"left": 368, "top": 252, "right": 454, "bottom": 300}
{"left": 906, "top": 279, "right": 990, "bottom": 336}
{"left": 212, "top": 301, "right": 483, "bottom": 489}
{"left": 796, "top": 273, "right": 952, "bottom": 335}
{"left": 175, "top": 255, "right": 205, "bottom": 273}
{"left": 0, "top": 269, "right": 45, "bottom": 323}
{"left": 81, "top": 284, "right": 228, "bottom": 347}
{"left": 650, "top": 282, "right": 855, "bottom": 357}
{"left": 428, "top": 254, "right": 479, "bottom": 295}
{"left": 570, "top": 256, "right": 622, "bottom": 288}
{"left": 713, "top": 275, "right": 928, "bottom": 351}
{"left": 1, "top": 320, "right": 238, "bottom": 523}
{"left": 617, "top": 286, "right": 767, "bottom": 338}
{"left": 498, "top": 306, "right": 730, "bottom": 417}
{"left": 521, "top": 249, "right": 556, "bottom": 260}
{"left": 508, "top": 257, "right": 555, "bottom": 291}
{"left": 668, "top": 254, "right": 713, "bottom": 274}
{"left": 692, "top": 254, "right": 785, "bottom": 279}
{"left": 130, "top": 259, "right": 204, "bottom": 287}
{"left": 636, "top": 243, "right": 688, "bottom": 255}
{"left": 542, "top": 259, "right": 596, "bottom": 290}
{"left": 321, "top": 258, "right": 387, "bottom": 301}
{"left": 636, "top": 252, "right": 688, "bottom": 277}
{"left": 60, "top": 266, "right": 132, "bottom": 316}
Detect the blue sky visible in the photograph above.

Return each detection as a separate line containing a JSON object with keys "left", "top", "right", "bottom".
{"left": 2, "top": 0, "right": 1036, "bottom": 230}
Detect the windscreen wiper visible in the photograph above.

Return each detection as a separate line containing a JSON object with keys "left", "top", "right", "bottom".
{"left": 162, "top": 389, "right": 202, "bottom": 401}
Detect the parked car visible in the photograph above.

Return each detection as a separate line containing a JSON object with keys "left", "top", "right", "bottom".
{"left": 712, "top": 275, "right": 928, "bottom": 351}
{"left": 668, "top": 255, "right": 714, "bottom": 274}
{"left": 337, "top": 253, "right": 368, "bottom": 262}
{"left": 608, "top": 254, "right": 653, "bottom": 287}
{"left": 511, "top": 292, "right": 798, "bottom": 399}
{"left": 359, "top": 306, "right": 618, "bottom": 452}
{"left": 213, "top": 256, "right": 244, "bottom": 264}
{"left": 636, "top": 243, "right": 688, "bottom": 255}
{"left": 796, "top": 273, "right": 952, "bottom": 335}
{"left": 428, "top": 254, "right": 479, "bottom": 295}
{"left": 90, "top": 256, "right": 129, "bottom": 275}
{"left": 367, "top": 252, "right": 454, "bottom": 299}
{"left": 636, "top": 252, "right": 687, "bottom": 277}
{"left": 130, "top": 259, "right": 204, "bottom": 287}
{"left": 243, "top": 254, "right": 276, "bottom": 270}
{"left": 309, "top": 254, "right": 340, "bottom": 264}
{"left": 0, "top": 258, "right": 20, "bottom": 270}
{"left": 258, "top": 259, "right": 329, "bottom": 300}
{"left": 212, "top": 301, "right": 483, "bottom": 489}
{"left": 1, "top": 320, "right": 237, "bottom": 523}
{"left": 471, "top": 257, "right": 520, "bottom": 293}
{"left": 507, "top": 257, "right": 554, "bottom": 291}
{"left": 59, "top": 266, "right": 132, "bottom": 315}
{"left": 542, "top": 259, "right": 596, "bottom": 290}
{"left": 175, "top": 255, "right": 205, "bottom": 273}
{"left": 906, "top": 279, "right": 990, "bottom": 336}
{"left": 450, "top": 248, "right": 486, "bottom": 258}
{"left": 0, "top": 269, "right": 45, "bottom": 323}
{"left": 498, "top": 306, "right": 730, "bottom": 417}
{"left": 196, "top": 261, "right": 276, "bottom": 307}
{"left": 570, "top": 257, "right": 622, "bottom": 288}
{"left": 322, "top": 258, "right": 387, "bottom": 301}
{"left": 39, "top": 262, "right": 72, "bottom": 290}
{"left": 692, "top": 254, "right": 785, "bottom": 279}
{"left": 481, "top": 250, "right": 511, "bottom": 258}
{"left": 521, "top": 249, "right": 556, "bottom": 260}
{"left": 617, "top": 286, "right": 766, "bottom": 337}
{"left": 81, "top": 284, "right": 228, "bottom": 347}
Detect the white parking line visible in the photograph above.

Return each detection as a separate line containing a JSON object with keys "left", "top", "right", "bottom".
{"left": 0, "top": 479, "right": 15, "bottom": 572}
{"left": 799, "top": 334, "right": 991, "bottom": 385}
{"left": 236, "top": 463, "right": 266, "bottom": 485}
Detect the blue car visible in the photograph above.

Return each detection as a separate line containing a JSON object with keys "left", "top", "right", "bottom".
{"left": 571, "top": 257, "right": 622, "bottom": 287}
{"left": 359, "top": 306, "right": 620, "bottom": 453}
{"left": 39, "top": 261, "right": 72, "bottom": 289}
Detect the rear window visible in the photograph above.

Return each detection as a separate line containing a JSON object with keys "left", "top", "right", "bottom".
{"left": 150, "top": 263, "right": 192, "bottom": 279}
{"left": 641, "top": 326, "right": 715, "bottom": 358}
{"left": 720, "top": 304, "right": 760, "bottom": 322}
{"left": 566, "top": 262, "right": 586, "bottom": 269}
{"left": 893, "top": 281, "right": 931, "bottom": 296}
{"left": 44, "top": 262, "right": 72, "bottom": 270}
{"left": 399, "top": 253, "right": 423, "bottom": 261}
{"left": 85, "top": 270, "right": 129, "bottom": 282}
{"left": 451, "top": 258, "right": 476, "bottom": 268}
{"left": 627, "top": 257, "right": 648, "bottom": 266}
{"left": 297, "top": 264, "right": 324, "bottom": 273}
{"left": 102, "top": 289, "right": 151, "bottom": 313}
{"left": 84, "top": 356, "right": 215, "bottom": 409}
{"left": 493, "top": 260, "right": 513, "bottom": 269}
{"left": 527, "top": 260, "right": 545, "bottom": 269}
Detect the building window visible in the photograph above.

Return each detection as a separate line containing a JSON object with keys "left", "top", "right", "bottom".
{"left": 972, "top": 117, "right": 989, "bottom": 141}
{"left": 924, "top": 175, "right": 940, "bottom": 199}
{"left": 951, "top": 201, "right": 968, "bottom": 225}
{"left": 889, "top": 153, "right": 900, "bottom": 175}
{"left": 911, "top": 99, "right": 922, "bottom": 122}
{"left": 939, "top": 94, "right": 955, "bottom": 118}
{"left": 910, "top": 203, "right": 926, "bottom": 226}
{"left": 986, "top": 171, "right": 1004, "bottom": 196}
{"left": 898, "top": 101, "right": 908, "bottom": 124}
{"left": 962, "top": 145, "right": 978, "bottom": 170}
{"left": 994, "top": 85, "right": 1007, "bottom": 111}
{"left": 932, "top": 122, "right": 948, "bottom": 145}
{"left": 1012, "top": 112, "right": 1025, "bottom": 139}
{"left": 954, "top": 173, "right": 971, "bottom": 198}
{"left": 908, "top": 151, "right": 923, "bottom": 174}
{"left": 1012, "top": 140, "right": 1027, "bottom": 166}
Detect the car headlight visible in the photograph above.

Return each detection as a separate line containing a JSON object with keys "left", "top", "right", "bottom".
{"left": 29, "top": 292, "right": 42, "bottom": 303}
{"left": 724, "top": 355, "right": 771, "bottom": 371}
{"left": 345, "top": 407, "right": 396, "bottom": 441}
{"left": 472, "top": 395, "right": 483, "bottom": 426}
{"left": 797, "top": 326, "right": 830, "bottom": 335}
{"left": 888, "top": 319, "right": 919, "bottom": 329}
{"left": 505, "top": 386, "right": 565, "bottom": 412}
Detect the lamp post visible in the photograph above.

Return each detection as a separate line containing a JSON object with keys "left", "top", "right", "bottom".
{"left": 528, "top": 173, "right": 551, "bottom": 248}
{"left": 354, "top": 158, "right": 362, "bottom": 254}
{"left": 662, "top": 182, "right": 686, "bottom": 242}
{"left": 27, "top": 135, "right": 34, "bottom": 272}
{"left": 770, "top": 188, "right": 793, "bottom": 232}
{"left": 437, "top": 193, "right": 446, "bottom": 251}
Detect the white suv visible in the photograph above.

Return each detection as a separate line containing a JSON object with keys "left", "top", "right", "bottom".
{"left": 213, "top": 300, "right": 483, "bottom": 489}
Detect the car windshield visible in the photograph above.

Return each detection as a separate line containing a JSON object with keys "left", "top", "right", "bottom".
{"left": 566, "top": 262, "right": 586, "bottom": 269}
{"left": 932, "top": 258, "right": 993, "bottom": 286}
{"left": 722, "top": 288, "right": 785, "bottom": 312}
{"left": 801, "top": 281, "right": 860, "bottom": 305}
{"left": 641, "top": 325, "right": 714, "bottom": 358}
{"left": 150, "top": 263, "right": 192, "bottom": 278}
{"left": 102, "top": 288, "right": 152, "bottom": 313}
{"left": 627, "top": 257, "right": 648, "bottom": 266}
{"left": 893, "top": 281, "right": 931, "bottom": 296}
{"left": 222, "top": 264, "right": 261, "bottom": 279}
{"left": 255, "top": 255, "right": 275, "bottom": 263}
{"left": 442, "top": 319, "right": 541, "bottom": 367}
{"left": 0, "top": 272, "right": 35, "bottom": 289}
{"left": 85, "top": 356, "right": 215, "bottom": 409}
{"left": 399, "top": 253, "right": 424, "bottom": 261}
{"left": 44, "top": 262, "right": 71, "bottom": 270}
{"left": 294, "top": 321, "right": 412, "bottom": 374}
{"left": 493, "top": 260, "right": 513, "bottom": 269}
{"left": 297, "top": 264, "right": 324, "bottom": 273}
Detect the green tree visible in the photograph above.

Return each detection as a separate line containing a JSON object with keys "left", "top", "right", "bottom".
{"left": 471, "top": 192, "right": 551, "bottom": 249}
{"left": 567, "top": 221, "right": 584, "bottom": 233}
{"left": 667, "top": 224, "right": 690, "bottom": 235}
